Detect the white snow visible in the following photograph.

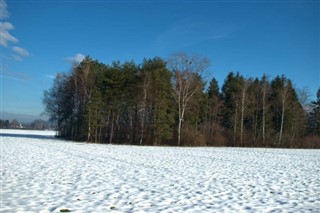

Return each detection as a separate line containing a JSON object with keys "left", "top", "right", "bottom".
{"left": 1, "top": 129, "right": 320, "bottom": 212}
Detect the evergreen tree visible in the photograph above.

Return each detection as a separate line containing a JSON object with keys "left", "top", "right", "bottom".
{"left": 205, "top": 77, "right": 223, "bottom": 142}
{"left": 122, "top": 61, "right": 140, "bottom": 144}
{"left": 309, "top": 88, "right": 320, "bottom": 135}
{"left": 221, "top": 72, "right": 244, "bottom": 146}
{"left": 149, "top": 58, "right": 174, "bottom": 145}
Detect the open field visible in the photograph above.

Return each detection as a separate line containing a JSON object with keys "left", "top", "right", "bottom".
{"left": 1, "top": 129, "right": 320, "bottom": 212}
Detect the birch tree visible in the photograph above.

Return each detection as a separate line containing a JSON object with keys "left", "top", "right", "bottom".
{"left": 271, "top": 75, "right": 291, "bottom": 146}
{"left": 168, "top": 53, "right": 209, "bottom": 146}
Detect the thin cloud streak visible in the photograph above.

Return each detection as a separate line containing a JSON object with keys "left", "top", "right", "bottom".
{"left": 155, "top": 18, "right": 241, "bottom": 50}
{"left": 0, "top": 0, "right": 30, "bottom": 61}
{"left": 0, "top": 70, "right": 32, "bottom": 81}
{"left": 0, "top": 22, "right": 18, "bottom": 47}
{"left": 12, "top": 46, "right": 30, "bottom": 57}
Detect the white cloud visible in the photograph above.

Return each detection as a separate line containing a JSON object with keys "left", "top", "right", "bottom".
{"left": 156, "top": 18, "right": 240, "bottom": 50}
{"left": 0, "top": 0, "right": 10, "bottom": 19}
{"left": 65, "top": 53, "right": 85, "bottom": 65}
{"left": 12, "top": 46, "right": 30, "bottom": 57}
{"left": 0, "top": 22, "right": 18, "bottom": 47}
{"left": 0, "top": 1, "right": 30, "bottom": 60}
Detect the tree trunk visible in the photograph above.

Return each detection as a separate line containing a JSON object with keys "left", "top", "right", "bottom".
{"left": 109, "top": 112, "right": 115, "bottom": 144}
{"left": 140, "top": 73, "right": 150, "bottom": 145}
{"left": 95, "top": 122, "right": 98, "bottom": 143}
{"left": 290, "top": 120, "right": 296, "bottom": 146}
{"left": 233, "top": 103, "right": 238, "bottom": 146}
{"left": 262, "top": 98, "right": 266, "bottom": 145}
{"left": 129, "top": 109, "right": 133, "bottom": 144}
{"left": 278, "top": 100, "right": 285, "bottom": 146}
{"left": 98, "top": 120, "right": 102, "bottom": 143}
{"left": 116, "top": 113, "right": 120, "bottom": 143}
{"left": 87, "top": 118, "right": 91, "bottom": 142}
{"left": 240, "top": 88, "right": 246, "bottom": 146}
{"left": 178, "top": 118, "right": 182, "bottom": 146}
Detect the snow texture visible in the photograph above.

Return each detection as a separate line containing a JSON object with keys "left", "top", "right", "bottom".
{"left": 1, "top": 129, "right": 320, "bottom": 212}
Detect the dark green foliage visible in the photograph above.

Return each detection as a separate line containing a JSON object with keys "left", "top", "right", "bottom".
{"left": 0, "top": 119, "right": 10, "bottom": 128}
{"left": 308, "top": 88, "right": 320, "bottom": 136}
{"left": 144, "top": 58, "right": 174, "bottom": 145}
{"left": 221, "top": 72, "right": 245, "bottom": 145}
{"left": 43, "top": 56, "right": 174, "bottom": 145}
{"left": 204, "top": 78, "right": 224, "bottom": 145}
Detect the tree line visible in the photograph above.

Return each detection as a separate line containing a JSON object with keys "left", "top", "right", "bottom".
{"left": 0, "top": 119, "right": 51, "bottom": 130}
{"left": 43, "top": 53, "right": 320, "bottom": 148}
{"left": 0, "top": 120, "right": 10, "bottom": 129}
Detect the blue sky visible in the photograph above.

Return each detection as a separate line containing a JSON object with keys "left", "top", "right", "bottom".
{"left": 0, "top": 0, "right": 319, "bottom": 122}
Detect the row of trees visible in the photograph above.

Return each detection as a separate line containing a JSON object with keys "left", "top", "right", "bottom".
{"left": 43, "top": 54, "right": 320, "bottom": 148}
{"left": 0, "top": 119, "right": 22, "bottom": 129}
{"left": 0, "top": 119, "right": 51, "bottom": 130}
{"left": 0, "top": 119, "right": 10, "bottom": 129}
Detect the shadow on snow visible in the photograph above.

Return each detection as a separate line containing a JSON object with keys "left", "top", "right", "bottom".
{"left": 0, "top": 133, "right": 55, "bottom": 140}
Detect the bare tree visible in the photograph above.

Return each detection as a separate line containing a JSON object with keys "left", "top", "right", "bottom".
{"left": 168, "top": 53, "right": 209, "bottom": 146}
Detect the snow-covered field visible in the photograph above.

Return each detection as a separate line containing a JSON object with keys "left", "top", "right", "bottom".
{"left": 1, "top": 129, "right": 320, "bottom": 213}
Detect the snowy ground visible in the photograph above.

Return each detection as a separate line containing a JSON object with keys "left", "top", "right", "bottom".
{"left": 1, "top": 129, "right": 320, "bottom": 212}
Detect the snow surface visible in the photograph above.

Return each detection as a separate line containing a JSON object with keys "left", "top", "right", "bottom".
{"left": 1, "top": 129, "right": 320, "bottom": 212}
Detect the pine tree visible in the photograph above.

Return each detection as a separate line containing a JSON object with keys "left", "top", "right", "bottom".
{"left": 221, "top": 72, "right": 244, "bottom": 146}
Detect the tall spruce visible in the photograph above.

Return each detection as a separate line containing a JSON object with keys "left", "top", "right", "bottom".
{"left": 148, "top": 58, "right": 174, "bottom": 145}
{"left": 206, "top": 77, "right": 222, "bottom": 138}
{"left": 221, "top": 72, "right": 245, "bottom": 146}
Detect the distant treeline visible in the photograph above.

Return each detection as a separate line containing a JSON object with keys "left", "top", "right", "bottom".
{"left": 0, "top": 120, "right": 10, "bottom": 129}
{"left": 0, "top": 119, "right": 50, "bottom": 130}
{"left": 43, "top": 54, "right": 320, "bottom": 148}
